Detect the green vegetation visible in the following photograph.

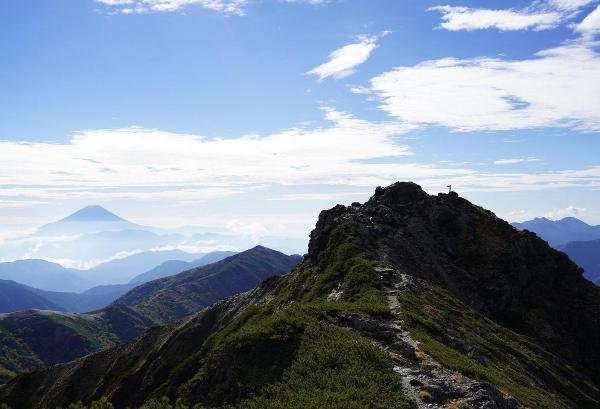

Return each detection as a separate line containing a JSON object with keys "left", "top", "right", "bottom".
{"left": 168, "top": 223, "right": 413, "bottom": 408}
{"left": 229, "top": 310, "right": 414, "bottom": 409}
{"left": 55, "top": 396, "right": 205, "bottom": 409}
{"left": 0, "top": 220, "right": 417, "bottom": 408}
{"left": 273, "top": 222, "right": 388, "bottom": 315}
{"left": 398, "top": 282, "right": 600, "bottom": 409}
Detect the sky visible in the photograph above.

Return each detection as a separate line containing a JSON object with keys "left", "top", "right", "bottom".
{"left": 1, "top": 0, "right": 600, "bottom": 245}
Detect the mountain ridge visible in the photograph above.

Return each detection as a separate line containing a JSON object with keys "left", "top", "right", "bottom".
{"left": 0, "top": 246, "right": 300, "bottom": 384}
{"left": 558, "top": 238, "right": 600, "bottom": 283}
{"left": 129, "top": 251, "right": 238, "bottom": 284}
{"left": 512, "top": 216, "right": 600, "bottom": 246}
{"left": 2, "top": 182, "right": 598, "bottom": 408}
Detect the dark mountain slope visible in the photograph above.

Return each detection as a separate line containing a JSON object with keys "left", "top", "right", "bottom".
{"left": 0, "top": 305, "right": 153, "bottom": 384}
{"left": 31, "top": 284, "right": 137, "bottom": 313}
{"left": 116, "top": 246, "right": 301, "bottom": 323}
{"left": 2, "top": 182, "right": 599, "bottom": 409}
{"left": 322, "top": 184, "right": 600, "bottom": 381}
{"left": 0, "top": 281, "right": 65, "bottom": 313}
{"left": 0, "top": 247, "right": 298, "bottom": 384}
{"left": 512, "top": 216, "right": 600, "bottom": 247}
{"left": 0, "top": 281, "right": 135, "bottom": 315}
{"left": 559, "top": 239, "right": 600, "bottom": 283}
{"left": 129, "top": 251, "right": 237, "bottom": 284}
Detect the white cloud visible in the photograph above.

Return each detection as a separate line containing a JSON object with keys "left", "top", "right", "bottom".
{"left": 503, "top": 209, "right": 530, "bottom": 221}
{"left": 96, "top": 0, "right": 247, "bottom": 15}
{"left": 98, "top": 0, "right": 133, "bottom": 4}
{"left": 285, "top": 0, "right": 328, "bottom": 4}
{"left": 430, "top": 5, "right": 562, "bottom": 31}
{"left": 494, "top": 157, "right": 540, "bottom": 165}
{"left": 0, "top": 109, "right": 444, "bottom": 198}
{"left": 544, "top": 205, "right": 587, "bottom": 219}
{"left": 430, "top": 1, "right": 600, "bottom": 32}
{"left": 270, "top": 192, "right": 370, "bottom": 201}
{"left": 3, "top": 107, "right": 600, "bottom": 216}
{"left": 307, "top": 32, "right": 390, "bottom": 80}
{"left": 226, "top": 219, "right": 269, "bottom": 242}
{"left": 368, "top": 41, "right": 600, "bottom": 132}
{"left": 575, "top": 4, "right": 600, "bottom": 35}
{"left": 550, "top": 0, "right": 596, "bottom": 11}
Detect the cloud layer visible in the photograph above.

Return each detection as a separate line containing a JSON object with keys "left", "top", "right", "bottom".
{"left": 2, "top": 106, "right": 600, "bottom": 214}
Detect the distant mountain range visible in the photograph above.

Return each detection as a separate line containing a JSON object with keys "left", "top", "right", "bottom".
{"left": 0, "top": 280, "right": 136, "bottom": 314}
{"left": 558, "top": 239, "right": 600, "bottom": 284}
{"left": 512, "top": 217, "right": 600, "bottom": 247}
{"left": 0, "top": 246, "right": 300, "bottom": 383}
{"left": 0, "top": 260, "right": 90, "bottom": 293}
{"left": 0, "top": 280, "right": 65, "bottom": 312}
{"left": 0, "top": 205, "right": 307, "bottom": 279}
{"left": 0, "top": 251, "right": 204, "bottom": 291}
{"left": 0, "top": 251, "right": 241, "bottom": 314}
{"left": 130, "top": 251, "right": 237, "bottom": 284}
{"left": 512, "top": 217, "right": 600, "bottom": 283}
{"left": 81, "top": 249, "right": 203, "bottom": 285}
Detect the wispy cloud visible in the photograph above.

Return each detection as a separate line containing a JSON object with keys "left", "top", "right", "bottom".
{"left": 270, "top": 192, "right": 370, "bottom": 201}
{"left": 307, "top": 31, "right": 390, "bottom": 80}
{"left": 544, "top": 205, "right": 587, "bottom": 219}
{"left": 284, "top": 0, "right": 329, "bottom": 4}
{"left": 96, "top": 0, "right": 247, "bottom": 15}
{"left": 575, "top": 4, "right": 600, "bottom": 35}
{"left": 226, "top": 219, "right": 269, "bottom": 242}
{"left": 550, "top": 0, "right": 597, "bottom": 10}
{"left": 368, "top": 40, "right": 600, "bottom": 132}
{"left": 430, "top": 5, "right": 562, "bottom": 31}
{"left": 429, "top": 0, "right": 598, "bottom": 32}
{"left": 494, "top": 157, "right": 540, "bottom": 165}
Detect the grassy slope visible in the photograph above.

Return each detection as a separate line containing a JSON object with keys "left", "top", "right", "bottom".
{"left": 117, "top": 246, "right": 301, "bottom": 324}
{"left": 151, "top": 223, "right": 415, "bottom": 408}
{"left": 398, "top": 281, "right": 600, "bottom": 409}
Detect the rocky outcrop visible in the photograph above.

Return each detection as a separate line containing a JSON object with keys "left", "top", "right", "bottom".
{"left": 310, "top": 182, "right": 600, "bottom": 384}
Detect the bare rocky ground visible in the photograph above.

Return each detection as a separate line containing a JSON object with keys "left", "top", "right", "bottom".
{"left": 329, "top": 266, "right": 523, "bottom": 409}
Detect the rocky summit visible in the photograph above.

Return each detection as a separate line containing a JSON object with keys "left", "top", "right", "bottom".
{"left": 1, "top": 182, "right": 599, "bottom": 409}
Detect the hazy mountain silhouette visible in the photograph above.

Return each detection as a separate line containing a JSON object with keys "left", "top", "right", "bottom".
{"left": 0, "top": 260, "right": 90, "bottom": 293}
{"left": 559, "top": 239, "right": 600, "bottom": 283}
{"left": 512, "top": 217, "right": 600, "bottom": 247}
{"left": 129, "top": 251, "right": 238, "bottom": 284}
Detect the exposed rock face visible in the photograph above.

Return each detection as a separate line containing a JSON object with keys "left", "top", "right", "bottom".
{"left": 310, "top": 182, "right": 600, "bottom": 383}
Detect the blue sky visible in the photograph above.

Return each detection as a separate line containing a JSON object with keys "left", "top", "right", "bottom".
{"left": 1, "top": 0, "right": 599, "bottom": 244}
